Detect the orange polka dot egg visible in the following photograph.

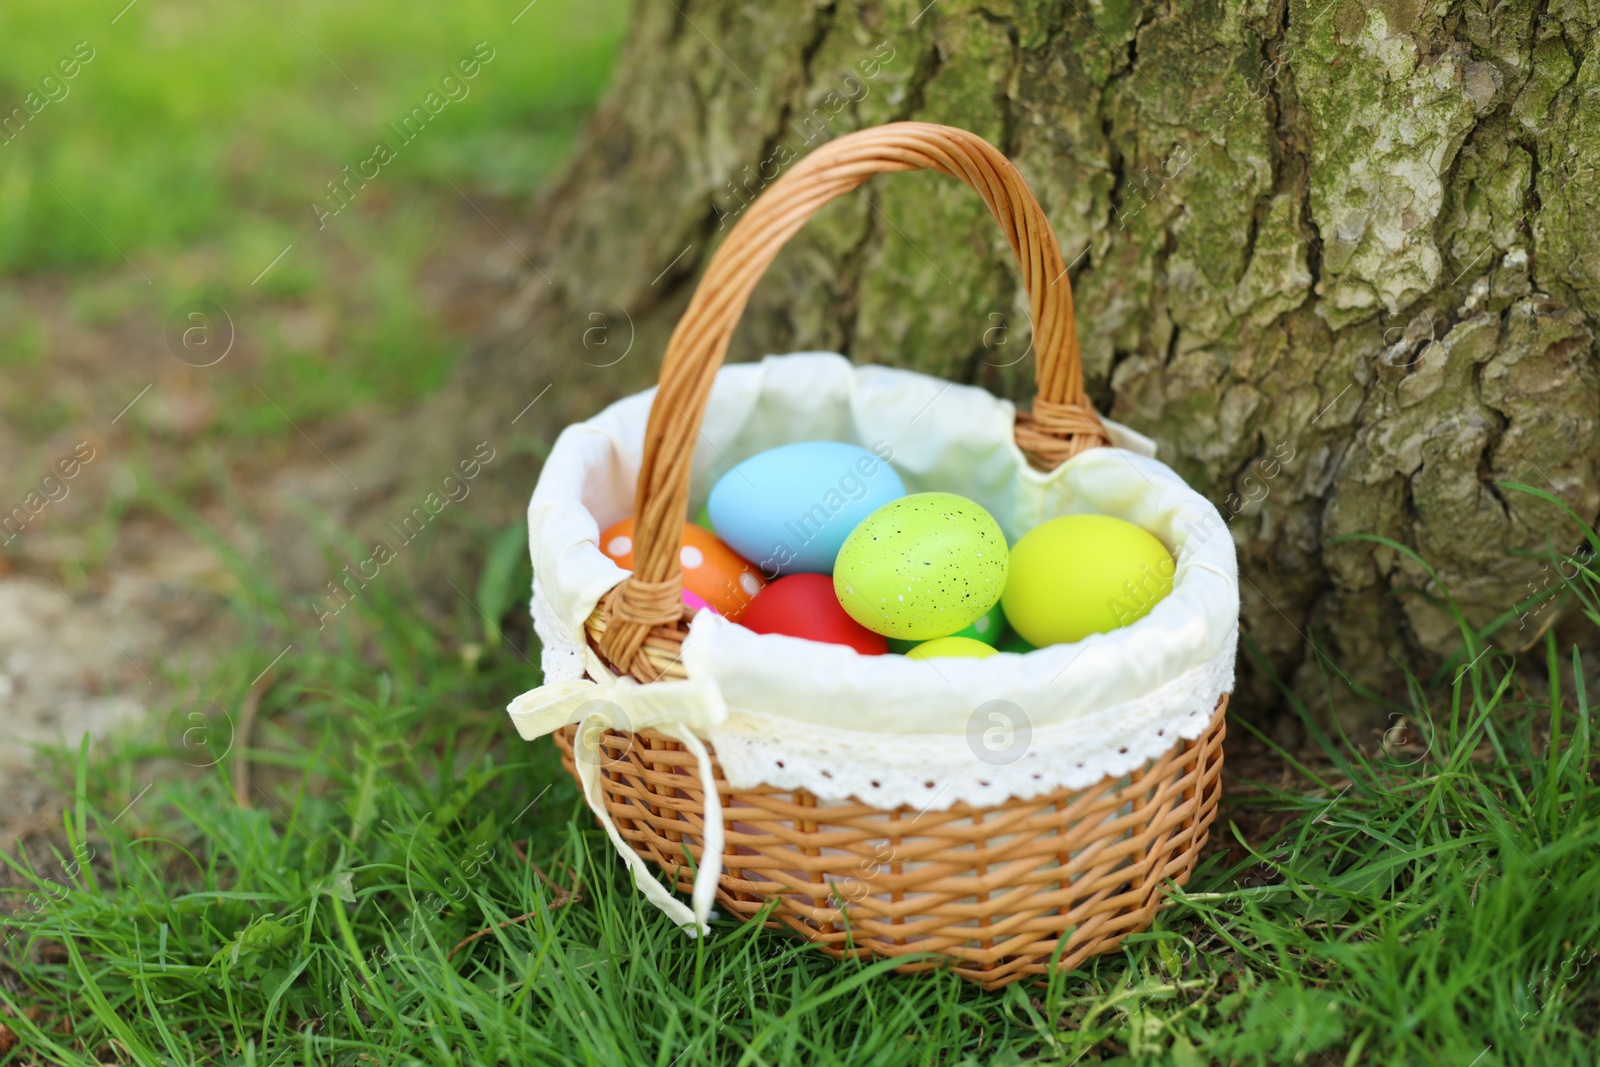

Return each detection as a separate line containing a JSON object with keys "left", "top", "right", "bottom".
{"left": 598, "top": 518, "right": 766, "bottom": 621}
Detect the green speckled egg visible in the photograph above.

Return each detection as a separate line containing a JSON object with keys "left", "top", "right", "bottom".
{"left": 833, "top": 492, "right": 1008, "bottom": 641}
{"left": 886, "top": 598, "right": 1004, "bottom": 652}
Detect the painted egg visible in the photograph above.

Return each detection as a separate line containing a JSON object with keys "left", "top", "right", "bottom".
{"left": 1001, "top": 514, "right": 1175, "bottom": 646}
{"left": 737, "top": 573, "right": 887, "bottom": 655}
{"left": 707, "top": 441, "right": 905, "bottom": 576}
{"left": 598, "top": 518, "right": 765, "bottom": 620}
{"left": 954, "top": 599, "right": 1004, "bottom": 645}
{"left": 905, "top": 635, "right": 998, "bottom": 660}
{"left": 886, "top": 599, "right": 1004, "bottom": 653}
{"left": 833, "top": 492, "right": 1008, "bottom": 641}
{"left": 683, "top": 589, "right": 716, "bottom": 615}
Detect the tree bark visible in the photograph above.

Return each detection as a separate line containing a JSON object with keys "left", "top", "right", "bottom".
{"left": 434, "top": 0, "right": 1600, "bottom": 727}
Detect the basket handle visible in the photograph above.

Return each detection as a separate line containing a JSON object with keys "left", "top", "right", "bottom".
{"left": 600, "top": 121, "right": 1112, "bottom": 680}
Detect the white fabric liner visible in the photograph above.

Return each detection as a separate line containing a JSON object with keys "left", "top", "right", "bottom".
{"left": 515, "top": 352, "right": 1239, "bottom": 930}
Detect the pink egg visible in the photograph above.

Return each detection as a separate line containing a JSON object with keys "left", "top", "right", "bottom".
{"left": 683, "top": 589, "right": 718, "bottom": 615}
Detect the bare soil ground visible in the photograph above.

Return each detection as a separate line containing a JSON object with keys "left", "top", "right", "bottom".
{"left": 0, "top": 198, "right": 527, "bottom": 846}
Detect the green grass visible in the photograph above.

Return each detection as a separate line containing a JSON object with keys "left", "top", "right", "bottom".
{"left": 0, "top": 0, "right": 627, "bottom": 441}
{"left": 1, "top": 0, "right": 623, "bottom": 268}
{"left": 7, "top": 1, "right": 1600, "bottom": 1061}
{"left": 2, "top": 490, "right": 1599, "bottom": 1065}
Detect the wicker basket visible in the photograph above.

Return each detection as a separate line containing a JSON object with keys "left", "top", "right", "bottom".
{"left": 552, "top": 122, "right": 1228, "bottom": 989}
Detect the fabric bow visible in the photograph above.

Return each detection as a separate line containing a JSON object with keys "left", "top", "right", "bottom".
{"left": 506, "top": 673, "right": 729, "bottom": 934}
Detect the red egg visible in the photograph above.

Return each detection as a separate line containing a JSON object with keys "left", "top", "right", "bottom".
{"left": 738, "top": 573, "right": 888, "bottom": 655}
{"left": 598, "top": 518, "right": 764, "bottom": 620}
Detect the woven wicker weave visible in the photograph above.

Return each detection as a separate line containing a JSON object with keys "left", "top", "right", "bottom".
{"left": 562, "top": 122, "right": 1228, "bottom": 987}
{"left": 555, "top": 703, "right": 1225, "bottom": 989}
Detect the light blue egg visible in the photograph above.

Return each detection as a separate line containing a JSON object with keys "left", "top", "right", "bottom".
{"left": 707, "top": 441, "right": 905, "bottom": 576}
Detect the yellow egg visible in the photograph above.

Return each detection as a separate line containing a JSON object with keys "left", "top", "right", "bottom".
{"left": 1001, "top": 515, "right": 1174, "bottom": 646}
{"left": 905, "top": 636, "right": 998, "bottom": 660}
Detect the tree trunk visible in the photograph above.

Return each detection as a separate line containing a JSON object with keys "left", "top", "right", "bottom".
{"left": 432, "top": 0, "right": 1600, "bottom": 727}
